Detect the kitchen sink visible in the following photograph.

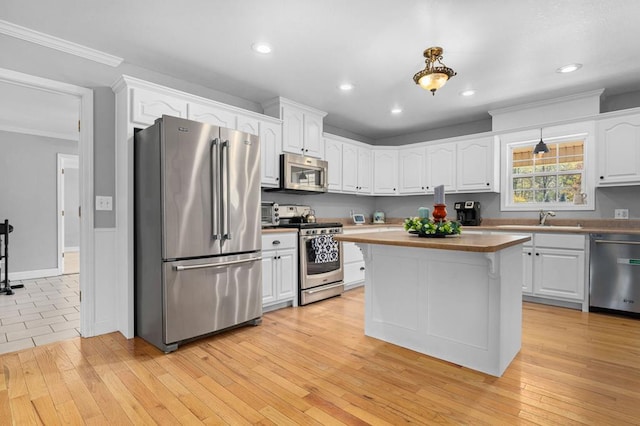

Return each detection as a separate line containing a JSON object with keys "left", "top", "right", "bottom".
{"left": 495, "top": 224, "right": 582, "bottom": 230}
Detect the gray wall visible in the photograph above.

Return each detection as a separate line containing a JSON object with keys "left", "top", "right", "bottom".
{"left": 373, "top": 186, "right": 640, "bottom": 222}
{"left": 64, "top": 166, "right": 80, "bottom": 248}
{"left": 0, "top": 130, "right": 77, "bottom": 273}
{"left": 262, "top": 190, "right": 376, "bottom": 220}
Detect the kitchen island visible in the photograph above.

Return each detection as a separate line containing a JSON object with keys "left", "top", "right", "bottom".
{"left": 334, "top": 231, "right": 530, "bottom": 377}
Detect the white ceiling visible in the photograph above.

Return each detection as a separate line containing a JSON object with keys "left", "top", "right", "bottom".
{"left": 2, "top": 0, "right": 640, "bottom": 140}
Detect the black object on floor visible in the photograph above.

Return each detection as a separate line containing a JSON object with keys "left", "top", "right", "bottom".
{"left": 1, "top": 219, "right": 24, "bottom": 295}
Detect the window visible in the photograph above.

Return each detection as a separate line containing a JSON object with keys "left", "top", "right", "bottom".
{"left": 501, "top": 124, "right": 595, "bottom": 211}
{"left": 511, "top": 140, "right": 583, "bottom": 204}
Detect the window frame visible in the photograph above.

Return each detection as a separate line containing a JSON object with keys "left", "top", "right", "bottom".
{"left": 500, "top": 122, "right": 596, "bottom": 212}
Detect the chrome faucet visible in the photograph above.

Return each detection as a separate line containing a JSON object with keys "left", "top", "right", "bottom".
{"left": 539, "top": 210, "right": 556, "bottom": 226}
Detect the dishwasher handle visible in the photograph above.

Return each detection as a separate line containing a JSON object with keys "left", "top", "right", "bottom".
{"left": 593, "top": 239, "right": 640, "bottom": 246}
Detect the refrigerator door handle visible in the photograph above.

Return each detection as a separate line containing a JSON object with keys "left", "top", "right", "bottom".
{"left": 173, "top": 256, "right": 262, "bottom": 271}
{"left": 221, "top": 139, "right": 232, "bottom": 240}
{"left": 211, "top": 138, "right": 221, "bottom": 240}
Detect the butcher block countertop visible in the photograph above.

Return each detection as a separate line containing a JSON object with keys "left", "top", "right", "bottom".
{"left": 334, "top": 231, "right": 531, "bottom": 253}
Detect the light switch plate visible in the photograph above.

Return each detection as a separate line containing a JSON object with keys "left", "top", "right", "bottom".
{"left": 96, "top": 196, "right": 113, "bottom": 211}
{"left": 614, "top": 209, "right": 629, "bottom": 219}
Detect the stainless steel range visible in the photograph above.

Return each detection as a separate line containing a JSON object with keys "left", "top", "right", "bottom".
{"left": 277, "top": 215, "right": 344, "bottom": 305}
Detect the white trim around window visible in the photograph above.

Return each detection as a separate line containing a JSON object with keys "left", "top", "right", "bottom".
{"left": 500, "top": 121, "right": 596, "bottom": 211}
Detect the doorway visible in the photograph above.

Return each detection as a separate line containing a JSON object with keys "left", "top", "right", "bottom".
{"left": 0, "top": 68, "right": 94, "bottom": 347}
{"left": 58, "top": 153, "right": 80, "bottom": 275}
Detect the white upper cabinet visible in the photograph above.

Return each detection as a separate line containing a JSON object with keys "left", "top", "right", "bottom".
{"left": 341, "top": 142, "right": 371, "bottom": 194}
{"left": 260, "top": 120, "right": 282, "bottom": 187}
{"left": 324, "top": 137, "right": 343, "bottom": 192}
{"left": 398, "top": 146, "right": 427, "bottom": 194}
{"left": 425, "top": 143, "right": 456, "bottom": 193}
{"left": 356, "top": 146, "right": 372, "bottom": 194}
{"left": 131, "top": 87, "right": 188, "bottom": 126}
{"left": 262, "top": 97, "right": 327, "bottom": 159}
{"left": 188, "top": 102, "right": 235, "bottom": 128}
{"left": 303, "top": 113, "right": 324, "bottom": 158}
{"left": 373, "top": 149, "right": 398, "bottom": 195}
{"left": 456, "top": 136, "right": 499, "bottom": 192}
{"left": 597, "top": 112, "right": 640, "bottom": 186}
{"left": 236, "top": 114, "right": 260, "bottom": 136}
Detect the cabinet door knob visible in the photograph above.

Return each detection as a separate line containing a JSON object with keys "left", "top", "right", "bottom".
{"left": 360, "top": 267, "right": 365, "bottom": 271}
{"left": 273, "top": 240, "right": 280, "bottom": 245}
{"left": 535, "top": 253, "right": 540, "bottom": 256}
{"left": 486, "top": 182, "right": 490, "bottom": 186}
{"left": 528, "top": 252, "right": 532, "bottom": 256}
{"left": 277, "top": 256, "right": 281, "bottom": 259}
{"left": 600, "top": 176, "right": 604, "bottom": 179}
{"left": 276, "top": 177, "right": 279, "bottom": 181}
{"left": 393, "top": 188, "right": 396, "bottom": 191}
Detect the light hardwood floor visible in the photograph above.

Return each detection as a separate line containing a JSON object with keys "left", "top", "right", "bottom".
{"left": 2, "top": 287, "right": 639, "bottom": 425}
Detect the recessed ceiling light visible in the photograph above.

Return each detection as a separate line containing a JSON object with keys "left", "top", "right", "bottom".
{"left": 339, "top": 83, "right": 354, "bottom": 91}
{"left": 556, "top": 63, "right": 582, "bottom": 73}
{"left": 251, "top": 42, "right": 272, "bottom": 54}
{"left": 460, "top": 90, "right": 476, "bottom": 97}
{"left": 391, "top": 108, "right": 402, "bottom": 115}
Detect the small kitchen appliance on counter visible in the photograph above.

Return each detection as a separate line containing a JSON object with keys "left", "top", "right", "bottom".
{"left": 261, "top": 201, "right": 280, "bottom": 226}
{"left": 373, "top": 211, "right": 385, "bottom": 224}
{"left": 454, "top": 201, "right": 481, "bottom": 226}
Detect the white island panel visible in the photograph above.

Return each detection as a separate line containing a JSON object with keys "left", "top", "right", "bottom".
{"left": 360, "top": 243, "right": 522, "bottom": 377}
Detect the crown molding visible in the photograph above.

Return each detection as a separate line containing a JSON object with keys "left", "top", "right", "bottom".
{"left": 0, "top": 20, "right": 123, "bottom": 67}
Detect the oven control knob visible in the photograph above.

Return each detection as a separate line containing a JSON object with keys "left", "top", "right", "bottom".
{"left": 311, "top": 230, "right": 317, "bottom": 234}
{"left": 320, "top": 229, "right": 326, "bottom": 233}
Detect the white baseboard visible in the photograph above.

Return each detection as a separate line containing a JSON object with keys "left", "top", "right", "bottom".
{"left": 65, "top": 246, "right": 80, "bottom": 252}
{"left": 8, "top": 268, "right": 60, "bottom": 281}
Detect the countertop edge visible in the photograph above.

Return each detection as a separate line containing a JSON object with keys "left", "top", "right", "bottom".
{"left": 334, "top": 231, "right": 531, "bottom": 253}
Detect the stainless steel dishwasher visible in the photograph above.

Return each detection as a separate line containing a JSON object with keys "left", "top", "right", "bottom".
{"left": 590, "top": 233, "right": 640, "bottom": 314}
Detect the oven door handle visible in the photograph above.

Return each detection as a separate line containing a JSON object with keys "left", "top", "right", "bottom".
{"left": 300, "top": 234, "right": 341, "bottom": 241}
{"left": 305, "top": 282, "right": 344, "bottom": 295}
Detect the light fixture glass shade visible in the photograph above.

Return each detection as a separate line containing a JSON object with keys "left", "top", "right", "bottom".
{"left": 418, "top": 72, "right": 450, "bottom": 92}
{"left": 413, "top": 46, "right": 456, "bottom": 95}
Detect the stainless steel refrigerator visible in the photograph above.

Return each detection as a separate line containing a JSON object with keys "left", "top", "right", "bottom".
{"left": 135, "top": 115, "right": 262, "bottom": 352}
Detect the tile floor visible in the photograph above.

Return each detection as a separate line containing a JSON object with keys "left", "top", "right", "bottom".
{"left": 0, "top": 273, "right": 80, "bottom": 355}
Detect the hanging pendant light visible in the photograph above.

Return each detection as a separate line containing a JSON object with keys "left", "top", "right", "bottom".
{"left": 413, "top": 47, "right": 457, "bottom": 95}
{"left": 533, "top": 128, "right": 549, "bottom": 155}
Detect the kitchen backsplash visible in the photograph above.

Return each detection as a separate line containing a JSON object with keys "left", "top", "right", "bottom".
{"left": 263, "top": 185, "right": 639, "bottom": 221}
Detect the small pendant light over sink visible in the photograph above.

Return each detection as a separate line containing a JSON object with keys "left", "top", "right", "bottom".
{"left": 413, "top": 46, "right": 457, "bottom": 95}
{"left": 533, "top": 128, "right": 550, "bottom": 155}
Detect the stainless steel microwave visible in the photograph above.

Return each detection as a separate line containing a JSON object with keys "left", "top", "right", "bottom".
{"left": 265, "top": 153, "right": 328, "bottom": 194}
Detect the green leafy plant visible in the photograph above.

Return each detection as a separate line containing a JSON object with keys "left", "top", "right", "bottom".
{"left": 403, "top": 217, "right": 461, "bottom": 236}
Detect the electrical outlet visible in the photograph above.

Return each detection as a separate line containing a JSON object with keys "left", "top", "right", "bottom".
{"left": 614, "top": 209, "right": 629, "bottom": 219}
{"left": 96, "top": 196, "right": 113, "bottom": 211}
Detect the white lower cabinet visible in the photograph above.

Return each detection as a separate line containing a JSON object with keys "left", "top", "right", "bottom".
{"left": 342, "top": 227, "right": 402, "bottom": 289}
{"left": 507, "top": 232, "right": 586, "bottom": 307}
{"left": 343, "top": 241, "right": 365, "bottom": 290}
{"left": 262, "top": 233, "right": 297, "bottom": 309}
{"left": 532, "top": 234, "right": 585, "bottom": 302}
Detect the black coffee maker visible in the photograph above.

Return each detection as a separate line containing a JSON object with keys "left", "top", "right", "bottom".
{"left": 454, "top": 201, "right": 481, "bottom": 226}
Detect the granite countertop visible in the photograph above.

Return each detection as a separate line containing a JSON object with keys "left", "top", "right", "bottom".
{"left": 334, "top": 231, "right": 530, "bottom": 253}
